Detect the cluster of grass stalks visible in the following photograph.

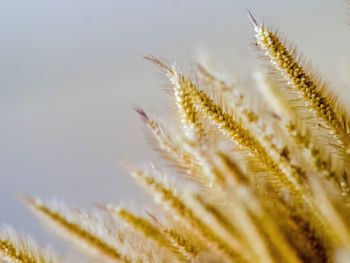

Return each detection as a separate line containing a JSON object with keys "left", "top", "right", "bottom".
{"left": 2, "top": 8, "right": 350, "bottom": 263}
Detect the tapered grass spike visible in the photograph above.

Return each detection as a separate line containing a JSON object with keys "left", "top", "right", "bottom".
{"left": 0, "top": 226, "right": 61, "bottom": 263}
{"left": 252, "top": 13, "right": 350, "bottom": 159}
{"left": 129, "top": 166, "right": 253, "bottom": 262}
{"left": 23, "top": 196, "right": 129, "bottom": 263}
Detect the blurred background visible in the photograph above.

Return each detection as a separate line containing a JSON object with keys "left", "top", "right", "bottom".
{"left": 1, "top": 0, "right": 350, "bottom": 250}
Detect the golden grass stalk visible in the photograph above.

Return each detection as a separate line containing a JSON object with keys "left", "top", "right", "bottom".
{"left": 111, "top": 207, "right": 166, "bottom": 245}
{"left": 192, "top": 194, "right": 274, "bottom": 263}
{"left": 178, "top": 65, "right": 336, "bottom": 259}
{"left": 145, "top": 56, "right": 205, "bottom": 139}
{"left": 197, "top": 63, "right": 307, "bottom": 189}
{"left": 310, "top": 180, "right": 350, "bottom": 251}
{"left": 180, "top": 76, "right": 269, "bottom": 165}
{"left": 110, "top": 207, "right": 178, "bottom": 259}
{"left": 161, "top": 227, "right": 200, "bottom": 262}
{"left": 135, "top": 108, "right": 206, "bottom": 183}
{"left": 135, "top": 108, "right": 192, "bottom": 165}
{"left": 0, "top": 226, "right": 59, "bottom": 263}
{"left": 249, "top": 211, "right": 302, "bottom": 263}
{"left": 23, "top": 197, "right": 128, "bottom": 263}
{"left": 129, "top": 167, "right": 253, "bottom": 262}
{"left": 171, "top": 68, "right": 307, "bottom": 202}
{"left": 135, "top": 107, "right": 232, "bottom": 193}
{"left": 254, "top": 72, "right": 349, "bottom": 194}
{"left": 250, "top": 11, "right": 350, "bottom": 156}
{"left": 111, "top": 207, "right": 199, "bottom": 262}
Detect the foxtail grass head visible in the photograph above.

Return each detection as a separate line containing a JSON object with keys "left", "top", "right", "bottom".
{"left": 2, "top": 5, "right": 350, "bottom": 263}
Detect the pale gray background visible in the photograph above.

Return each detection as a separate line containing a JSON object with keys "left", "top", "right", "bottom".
{"left": 1, "top": 0, "right": 350, "bottom": 248}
